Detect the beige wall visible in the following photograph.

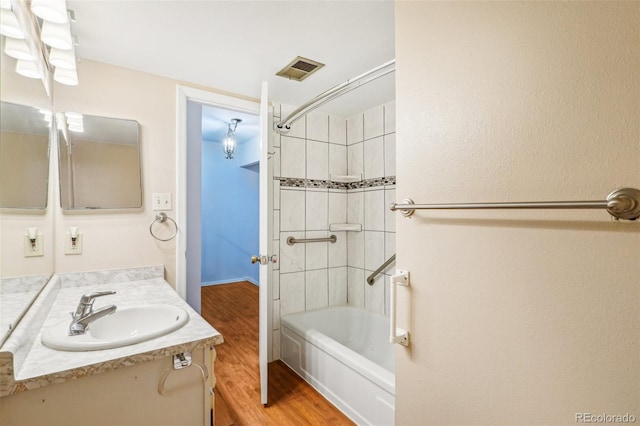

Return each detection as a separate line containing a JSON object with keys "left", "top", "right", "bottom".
{"left": 52, "top": 60, "right": 179, "bottom": 283}
{"left": 2, "top": 58, "right": 253, "bottom": 285}
{"left": 395, "top": 2, "right": 639, "bottom": 425}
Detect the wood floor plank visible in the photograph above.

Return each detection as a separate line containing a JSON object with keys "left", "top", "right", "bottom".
{"left": 201, "top": 282, "right": 354, "bottom": 426}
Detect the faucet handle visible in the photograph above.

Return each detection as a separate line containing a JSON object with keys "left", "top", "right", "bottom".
{"left": 79, "top": 291, "right": 116, "bottom": 305}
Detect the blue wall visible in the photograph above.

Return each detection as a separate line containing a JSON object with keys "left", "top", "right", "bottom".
{"left": 201, "top": 138, "right": 259, "bottom": 286}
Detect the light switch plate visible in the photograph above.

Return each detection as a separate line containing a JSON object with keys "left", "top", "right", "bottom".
{"left": 65, "top": 232, "right": 83, "bottom": 255}
{"left": 24, "top": 234, "right": 44, "bottom": 257}
{"left": 152, "top": 193, "right": 172, "bottom": 211}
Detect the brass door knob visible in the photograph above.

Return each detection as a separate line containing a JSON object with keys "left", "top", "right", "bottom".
{"left": 251, "top": 255, "right": 260, "bottom": 264}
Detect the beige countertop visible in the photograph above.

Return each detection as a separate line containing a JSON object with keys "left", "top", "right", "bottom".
{"left": 0, "top": 267, "right": 223, "bottom": 396}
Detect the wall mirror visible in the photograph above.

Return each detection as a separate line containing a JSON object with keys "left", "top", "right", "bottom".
{"left": 57, "top": 113, "right": 142, "bottom": 210}
{"left": 0, "top": 61, "right": 54, "bottom": 347}
{"left": 0, "top": 101, "right": 51, "bottom": 210}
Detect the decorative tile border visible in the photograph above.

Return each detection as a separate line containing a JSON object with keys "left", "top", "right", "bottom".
{"left": 350, "top": 176, "right": 396, "bottom": 189}
{"left": 278, "top": 176, "right": 395, "bottom": 190}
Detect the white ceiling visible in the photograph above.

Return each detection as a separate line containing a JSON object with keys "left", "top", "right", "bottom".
{"left": 67, "top": 0, "right": 396, "bottom": 118}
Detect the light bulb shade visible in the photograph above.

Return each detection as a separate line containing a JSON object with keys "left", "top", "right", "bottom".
{"left": 223, "top": 137, "right": 235, "bottom": 159}
{"left": 4, "top": 37, "right": 33, "bottom": 60}
{"left": 49, "top": 46, "right": 76, "bottom": 69}
{"left": 54, "top": 67, "right": 78, "bottom": 85}
{"left": 16, "top": 59, "right": 41, "bottom": 79}
{"left": 31, "top": 0, "right": 68, "bottom": 23}
{"left": 0, "top": 9, "right": 24, "bottom": 39}
{"left": 27, "top": 227, "right": 38, "bottom": 239}
{"left": 41, "top": 20, "right": 72, "bottom": 49}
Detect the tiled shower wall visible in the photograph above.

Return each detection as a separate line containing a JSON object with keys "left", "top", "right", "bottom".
{"left": 346, "top": 102, "right": 396, "bottom": 316}
{"left": 270, "top": 101, "right": 396, "bottom": 360}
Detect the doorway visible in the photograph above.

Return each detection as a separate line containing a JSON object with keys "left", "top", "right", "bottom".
{"left": 175, "top": 86, "right": 262, "bottom": 312}
{"left": 200, "top": 105, "right": 260, "bottom": 288}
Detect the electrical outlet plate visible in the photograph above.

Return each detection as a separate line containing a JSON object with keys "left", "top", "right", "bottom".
{"left": 152, "top": 193, "right": 172, "bottom": 211}
{"left": 65, "top": 232, "right": 83, "bottom": 255}
{"left": 24, "top": 234, "right": 44, "bottom": 257}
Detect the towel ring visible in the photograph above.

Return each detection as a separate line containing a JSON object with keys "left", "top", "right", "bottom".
{"left": 150, "top": 212, "right": 178, "bottom": 241}
{"left": 157, "top": 360, "right": 208, "bottom": 397}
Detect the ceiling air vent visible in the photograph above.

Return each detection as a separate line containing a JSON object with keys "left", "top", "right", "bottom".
{"left": 276, "top": 56, "right": 325, "bottom": 82}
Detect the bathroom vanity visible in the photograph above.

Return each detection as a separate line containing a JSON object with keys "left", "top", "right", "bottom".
{"left": 0, "top": 266, "right": 223, "bottom": 426}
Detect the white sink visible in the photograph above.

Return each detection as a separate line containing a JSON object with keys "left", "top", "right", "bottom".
{"left": 42, "top": 305, "right": 190, "bottom": 351}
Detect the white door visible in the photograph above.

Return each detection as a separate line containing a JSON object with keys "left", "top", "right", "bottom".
{"left": 258, "top": 81, "right": 271, "bottom": 405}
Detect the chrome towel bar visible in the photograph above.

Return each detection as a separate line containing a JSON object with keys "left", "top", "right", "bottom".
{"left": 367, "top": 254, "right": 396, "bottom": 285}
{"left": 390, "top": 188, "right": 640, "bottom": 221}
{"left": 286, "top": 235, "right": 337, "bottom": 246}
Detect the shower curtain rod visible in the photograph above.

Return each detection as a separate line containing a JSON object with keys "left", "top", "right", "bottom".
{"left": 274, "top": 59, "right": 396, "bottom": 134}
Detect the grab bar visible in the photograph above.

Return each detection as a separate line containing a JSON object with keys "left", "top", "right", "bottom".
{"left": 286, "top": 234, "right": 337, "bottom": 246}
{"left": 367, "top": 254, "right": 396, "bottom": 285}
{"left": 390, "top": 270, "right": 410, "bottom": 347}
{"left": 390, "top": 188, "right": 640, "bottom": 221}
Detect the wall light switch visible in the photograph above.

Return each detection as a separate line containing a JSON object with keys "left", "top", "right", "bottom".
{"left": 152, "top": 193, "right": 172, "bottom": 211}
{"left": 65, "top": 232, "right": 83, "bottom": 255}
{"left": 24, "top": 234, "right": 44, "bottom": 257}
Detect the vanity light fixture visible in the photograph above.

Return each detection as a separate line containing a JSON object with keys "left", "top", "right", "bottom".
{"left": 0, "top": 8, "right": 24, "bottom": 38}
{"left": 3, "top": 36, "right": 32, "bottom": 60}
{"left": 223, "top": 118, "right": 242, "bottom": 160}
{"left": 15, "top": 58, "right": 41, "bottom": 78}
{"left": 65, "top": 112, "right": 84, "bottom": 131}
{"left": 30, "top": 0, "right": 69, "bottom": 24}
{"left": 49, "top": 44, "right": 76, "bottom": 69}
{"left": 54, "top": 66, "right": 78, "bottom": 86}
{"left": 0, "top": 0, "right": 79, "bottom": 92}
{"left": 40, "top": 19, "right": 73, "bottom": 49}
{"left": 40, "top": 109, "right": 53, "bottom": 127}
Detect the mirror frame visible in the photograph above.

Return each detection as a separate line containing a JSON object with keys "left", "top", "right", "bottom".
{"left": 56, "top": 112, "right": 143, "bottom": 211}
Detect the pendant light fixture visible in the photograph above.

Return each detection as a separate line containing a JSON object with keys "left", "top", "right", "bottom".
{"left": 223, "top": 118, "right": 242, "bottom": 160}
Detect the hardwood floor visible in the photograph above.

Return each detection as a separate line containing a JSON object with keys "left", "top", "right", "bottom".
{"left": 201, "top": 282, "right": 354, "bottom": 426}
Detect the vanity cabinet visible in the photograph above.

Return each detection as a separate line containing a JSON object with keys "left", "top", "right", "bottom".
{"left": 0, "top": 267, "right": 223, "bottom": 426}
{"left": 0, "top": 347, "right": 214, "bottom": 426}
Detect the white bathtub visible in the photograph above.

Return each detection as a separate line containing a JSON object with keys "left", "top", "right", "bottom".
{"left": 281, "top": 306, "right": 395, "bottom": 425}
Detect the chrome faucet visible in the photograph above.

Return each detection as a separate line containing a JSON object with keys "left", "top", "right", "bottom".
{"left": 69, "top": 291, "right": 117, "bottom": 336}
